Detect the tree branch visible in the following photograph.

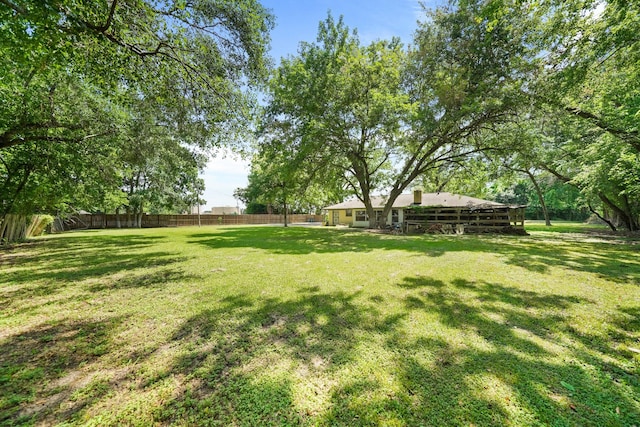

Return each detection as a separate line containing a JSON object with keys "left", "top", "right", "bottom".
{"left": 0, "top": 0, "right": 26, "bottom": 15}
{"left": 588, "top": 204, "right": 617, "bottom": 231}
{"left": 0, "top": 124, "right": 112, "bottom": 149}
{"left": 81, "top": 0, "right": 119, "bottom": 33}
{"left": 539, "top": 164, "right": 572, "bottom": 184}
{"left": 565, "top": 106, "right": 640, "bottom": 152}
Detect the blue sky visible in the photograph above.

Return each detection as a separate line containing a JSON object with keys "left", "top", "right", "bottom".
{"left": 200, "top": 0, "right": 442, "bottom": 209}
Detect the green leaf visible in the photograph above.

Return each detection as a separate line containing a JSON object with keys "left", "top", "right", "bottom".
{"left": 561, "top": 381, "right": 575, "bottom": 392}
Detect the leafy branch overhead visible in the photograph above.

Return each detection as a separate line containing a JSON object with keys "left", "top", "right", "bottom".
{"left": 0, "top": 0, "right": 274, "bottom": 149}
{"left": 0, "top": 0, "right": 273, "bottom": 226}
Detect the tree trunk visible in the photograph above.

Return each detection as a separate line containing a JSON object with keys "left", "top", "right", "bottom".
{"left": 356, "top": 180, "right": 375, "bottom": 228}
{"left": 137, "top": 201, "right": 143, "bottom": 228}
{"left": 283, "top": 197, "right": 288, "bottom": 227}
{"left": 116, "top": 207, "right": 121, "bottom": 228}
{"left": 1, "top": 164, "right": 34, "bottom": 220}
{"left": 347, "top": 160, "right": 377, "bottom": 228}
{"left": 525, "top": 170, "right": 551, "bottom": 226}
{"left": 380, "top": 186, "right": 409, "bottom": 228}
{"left": 588, "top": 204, "right": 617, "bottom": 231}
{"left": 365, "top": 201, "right": 376, "bottom": 228}
{"left": 600, "top": 192, "right": 635, "bottom": 231}
{"left": 622, "top": 194, "right": 639, "bottom": 231}
{"left": 128, "top": 178, "right": 135, "bottom": 228}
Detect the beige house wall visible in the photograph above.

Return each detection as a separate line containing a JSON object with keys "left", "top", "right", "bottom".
{"left": 327, "top": 209, "right": 404, "bottom": 227}
{"left": 327, "top": 209, "right": 354, "bottom": 226}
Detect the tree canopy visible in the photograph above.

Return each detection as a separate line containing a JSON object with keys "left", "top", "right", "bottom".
{"left": 2, "top": 0, "right": 639, "bottom": 234}
{"left": 0, "top": 0, "right": 274, "bottom": 234}
{"left": 251, "top": 0, "right": 638, "bottom": 230}
{"left": 261, "top": 3, "right": 536, "bottom": 227}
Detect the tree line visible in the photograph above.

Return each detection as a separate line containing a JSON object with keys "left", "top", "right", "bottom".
{"left": 1, "top": 0, "right": 638, "bottom": 241}
{"left": 238, "top": 0, "right": 639, "bottom": 230}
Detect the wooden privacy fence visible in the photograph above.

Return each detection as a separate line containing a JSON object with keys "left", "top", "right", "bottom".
{"left": 57, "top": 214, "right": 324, "bottom": 230}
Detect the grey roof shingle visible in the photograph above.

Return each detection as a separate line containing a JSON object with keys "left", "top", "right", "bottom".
{"left": 324, "top": 192, "right": 506, "bottom": 210}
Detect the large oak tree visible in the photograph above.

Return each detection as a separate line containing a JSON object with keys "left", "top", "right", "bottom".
{"left": 0, "top": 0, "right": 273, "bottom": 236}
{"left": 263, "top": 2, "right": 535, "bottom": 227}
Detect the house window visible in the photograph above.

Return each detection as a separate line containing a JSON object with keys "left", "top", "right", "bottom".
{"left": 345, "top": 209, "right": 352, "bottom": 217}
{"left": 375, "top": 211, "right": 384, "bottom": 223}
{"left": 392, "top": 209, "right": 399, "bottom": 223}
{"left": 355, "top": 210, "right": 367, "bottom": 222}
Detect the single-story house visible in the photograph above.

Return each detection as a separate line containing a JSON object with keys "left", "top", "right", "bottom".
{"left": 324, "top": 191, "right": 526, "bottom": 232}
{"left": 208, "top": 206, "right": 241, "bottom": 215}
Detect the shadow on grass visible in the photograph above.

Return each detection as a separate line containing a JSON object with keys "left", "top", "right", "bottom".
{"left": 188, "top": 226, "right": 446, "bottom": 256}
{"left": 154, "top": 288, "right": 407, "bottom": 425}
{"left": 148, "top": 277, "right": 639, "bottom": 426}
{"left": 493, "top": 235, "right": 640, "bottom": 284}
{"left": 2, "top": 277, "right": 639, "bottom": 425}
{"left": 0, "top": 233, "right": 193, "bottom": 316}
{"left": 2, "top": 251, "right": 187, "bottom": 286}
{"left": 2, "top": 229, "right": 639, "bottom": 425}
{"left": 555, "top": 304, "right": 640, "bottom": 397}
{"left": 87, "top": 267, "right": 198, "bottom": 293}
{"left": 0, "top": 316, "right": 125, "bottom": 426}
{"left": 0, "top": 253, "right": 190, "bottom": 318}
{"left": 188, "top": 227, "right": 640, "bottom": 284}
{"left": 384, "top": 276, "right": 640, "bottom": 426}
{"left": 168, "top": 288, "right": 403, "bottom": 370}
{"left": 0, "top": 234, "right": 168, "bottom": 266}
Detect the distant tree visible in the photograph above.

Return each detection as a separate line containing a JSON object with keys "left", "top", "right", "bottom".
{"left": 550, "top": 1, "right": 639, "bottom": 230}
{"left": 264, "top": 14, "right": 408, "bottom": 227}
{"left": 237, "top": 117, "right": 347, "bottom": 224}
{"left": 496, "top": 110, "right": 639, "bottom": 230}
{"left": 514, "top": 0, "right": 640, "bottom": 229}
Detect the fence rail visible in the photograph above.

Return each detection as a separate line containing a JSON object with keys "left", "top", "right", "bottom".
{"left": 403, "top": 207, "right": 526, "bottom": 234}
{"left": 56, "top": 214, "right": 324, "bottom": 231}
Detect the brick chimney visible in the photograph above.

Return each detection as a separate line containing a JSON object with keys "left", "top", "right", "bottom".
{"left": 413, "top": 189, "right": 422, "bottom": 205}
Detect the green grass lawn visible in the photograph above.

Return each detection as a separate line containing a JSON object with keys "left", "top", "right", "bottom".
{"left": 1, "top": 223, "right": 639, "bottom": 426}
{"left": 524, "top": 220, "right": 611, "bottom": 234}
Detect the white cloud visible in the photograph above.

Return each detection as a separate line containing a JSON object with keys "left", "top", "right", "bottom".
{"left": 200, "top": 152, "right": 252, "bottom": 208}
{"left": 205, "top": 155, "right": 250, "bottom": 174}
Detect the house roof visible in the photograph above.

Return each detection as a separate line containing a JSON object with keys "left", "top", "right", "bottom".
{"left": 208, "top": 206, "right": 241, "bottom": 215}
{"left": 324, "top": 192, "right": 507, "bottom": 210}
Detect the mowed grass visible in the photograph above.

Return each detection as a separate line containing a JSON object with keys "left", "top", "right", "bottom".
{"left": 1, "top": 223, "right": 639, "bottom": 426}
